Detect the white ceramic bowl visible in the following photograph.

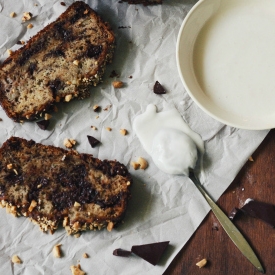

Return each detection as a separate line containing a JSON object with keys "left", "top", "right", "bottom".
{"left": 176, "top": 0, "right": 275, "bottom": 130}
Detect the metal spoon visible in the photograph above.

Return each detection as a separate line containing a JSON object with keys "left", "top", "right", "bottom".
{"left": 189, "top": 169, "right": 265, "bottom": 274}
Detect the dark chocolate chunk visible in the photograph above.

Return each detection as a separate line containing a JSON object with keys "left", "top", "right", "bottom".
{"left": 36, "top": 120, "right": 50, "bottom": 130}
{"left": 113, "top": 249, "right": 132, "bottom": 257}
{"left": 153, "top": 81, "right": 166, "bottom": 95}
{"left": 228, "top": 207, "right": 240, "bottom": 221}
{"left": 87, "top": 135, "right": 100, "bottom": 148}
{"left": 240, "top": 199, "right": 275, "bottom": 227}
{"left": 131, "top": 241, "right": 169, "bottom": 266}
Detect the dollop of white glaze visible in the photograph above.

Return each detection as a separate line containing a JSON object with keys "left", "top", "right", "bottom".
{"left": 133, "top": 104, "right": 204, "bottom": 176}
{"left": 151, "top": 128, "right": 198, "bottom": 175}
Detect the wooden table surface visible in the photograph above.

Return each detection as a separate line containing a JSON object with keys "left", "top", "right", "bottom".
{"left": 164, "top": 128, "right": 275, "bottom": 275}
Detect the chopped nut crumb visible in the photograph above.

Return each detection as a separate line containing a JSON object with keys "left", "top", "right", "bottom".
{"left": 137, "top": 157, "right": 148, "bottom": 170}
{"left": 52, "top": 244, "right": 62, "bottom": 258}
{"left": 11, "top": 255, "right": 22, "bottom": 264}
{"left": 126, "top": 181, "right": 131, "bottom": 186}
{"left": 73, "top": 60, "right": 79, "bottom": 66}
{"left": 74, "top": 201, "right": 81, "bottom": 207}
{"left": 120, "top": 129, "right": 127, "bottom": 136}
{"left": 107, "top": 221, "right": 114, "bottom": 232}
{"left": 28, "top": 200, "right": 37, "bottom": 212}
{"left": 64, "top": 138, "right": 76, "bottom": 149}
{"left": 248, "top": 156, "right": 254, "bottom": 161}
{"left": 74, "top": 233, "right": 81, "bottom": 238}
{"left": 103, "top": 104, "right": 112, "bottom": 111}
{"left": 70, "top": 264, "right": 85, "bottom": 275}
{"left": 82, "top": 253, "right": 89, "bottom": 258}
{"left": 61, "top": 155, "right": 66, "bottom": 161}
{"left": 106, "top": 127, "right": 112, "bottom": 131}
{"left": 27, "top": 23, "right": 33, "bottom": 29}
{"left": 65, "top": 94, "right": 73, "bottom": 102}
{"left": 7, "top": 163, "right": 13, "bottom": 170}
{"left": 131, "top": 162, "right": 140, "bottom": 170}
{"left": 22, "top": 12, "right": 32, "bottom": 22}
{"left": 91, "top": 126, "right": 97, "bottom": 130}
{"left": 10, "top": 12, "right": 16, "bottom": 18}
{"left": 95, "top": 115, "right": 99, "bottom": 119}
{"left": 13, "top": 169, "right": 18, "bottom": 175}
{"left": 44, "top": 113, "right": 52, "bottom": 120}
{"left": 112, "top": 81, "right": 123, "bottom": 88}
{"left": 7, "top": 49, "right": 13, "bottom": 56}
{"left": 196, "top": 258, "right": 207, "bottom": 268}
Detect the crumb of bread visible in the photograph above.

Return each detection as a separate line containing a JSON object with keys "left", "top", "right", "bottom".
{"left": 70, "top": 264, "right": 85, "bottom": 275}
{"left": 12, "top": 255, "right": 22, "bottom": 264}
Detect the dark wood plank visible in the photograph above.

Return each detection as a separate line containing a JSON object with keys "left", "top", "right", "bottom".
{"left": 164, "top": 128, "right": 275, "bottom": 275}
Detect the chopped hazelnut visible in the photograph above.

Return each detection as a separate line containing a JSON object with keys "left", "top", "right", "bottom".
{"left": 65, "top": 94, "right": 72, "bottom": 102}
{"left": 74, "top": 201, "right": 81, "bottom": 207}
{"left": 112, "top": 81, "right": 123, "bottom": 88}
{"left": 131, "top": 162, "right": 140, "bottom": 170}
{"left": 106, "top": 127, "right": 112, "bottom": 131}
{"left": 10, "top": 12, "right": 16, "bottom": 18}
{"left": 248, "top": 156, "right": 254, "bottom": 161}
{"left": 120, "top": 129, "right": 127, "bottom": 136}
{"left": 196, "top": 258, "right": 207, "bottom": 268}
{"left": 7, "top": 49, "right": 13, "bottom": 56}
{"left": 28, "top": 200, "right": 37, "bottom": 212}
{"left": 52, "top": 244, "right": 62, "bottom": 258}
{"left": 64, "top": 138, "right": 76, "bottom": 149}
{"left": 44, "top": 113, "right": 52, "bottom": 120}
{"left": 7, "top": 163, "right": 13, "bottom": 170}
{"left": 137, "top": 157, "right": 148, "bottom": 170}
{"left": 82, "top": 253, "right": 89, "bottom": 258}
{"left": 11, "top": 255, "right": 22, "bottom": 264}
{"left": 73, "top": 60, "right": 79, "bottom": 66}
{"left": 107, "top": 221, "right": 114, "bottom": 232}
{"left": 126, "top": 181, "right": 131, "bottom": 186}
{"left": 27, "top": 23, "right": 33, "bottom": 29}
{"left": 70, "top": 264, "right": 85, "bottom": 275}
{"left": 63, "top": 217, "right": 69, "bottom": 227}
{"left": 22, "top": 12, "right": 32, "bottom": 22}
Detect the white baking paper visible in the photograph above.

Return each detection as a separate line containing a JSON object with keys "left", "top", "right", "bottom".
{"left": 0, "top": 0, "right": 268, "bottom": 274}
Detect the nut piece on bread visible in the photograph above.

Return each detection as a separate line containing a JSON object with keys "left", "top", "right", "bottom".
{"left": 0, "top": 137, "right": 132, "bottom": 235}
{"left": 0, "top": 1, "right": 115, "bottom": 122}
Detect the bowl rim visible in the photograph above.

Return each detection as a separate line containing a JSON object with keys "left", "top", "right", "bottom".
{"left": 176, "top": 0, "right": 274, "bottom": 130}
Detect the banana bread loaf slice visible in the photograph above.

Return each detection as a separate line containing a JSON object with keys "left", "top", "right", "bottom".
{"left": 0, "top": 137, "right": 131, "bottom": 234}
{"left": 0, "top": 1, "right": 115, "bottom": 122}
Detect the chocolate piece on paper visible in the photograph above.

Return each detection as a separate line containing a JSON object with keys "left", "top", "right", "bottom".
{"left": 36, "top": 119, "right": 50, "bottom": 130}
{"left": 113, "top": 249, "right": 132, "bottom": 257}
{"left": 87, "top": 135, "right": 100, "bottom": 148}
{"left": 240, "top": 199, "right": 275, "bottom": 227}
{"left": 153, "top": 81, "right": 166, "bottom": 95}
{"left": 131, "top": 241, "right": 170, "bottom": 266}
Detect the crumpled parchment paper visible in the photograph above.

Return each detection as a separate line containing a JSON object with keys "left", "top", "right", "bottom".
{"left": 0, "top": 0, "right": 268, "bottom": 274}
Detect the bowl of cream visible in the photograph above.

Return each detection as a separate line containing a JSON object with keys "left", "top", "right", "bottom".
{"left": 176, "top": 0, "right": 275, "bottom": 130}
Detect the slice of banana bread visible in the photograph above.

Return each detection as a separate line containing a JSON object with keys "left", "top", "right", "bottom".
{"left": 0, "top": 137, "right": 131, "bottom": 234}
{"left": 0, "top": 1, "right": 115, "bottom": 122}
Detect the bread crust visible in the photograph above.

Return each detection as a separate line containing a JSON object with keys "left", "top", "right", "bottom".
{"left": 0, "top": 137, "right": 131, "bottom": 234}
{"left": 0, "top": 1, "right": 115, "bottom": 122}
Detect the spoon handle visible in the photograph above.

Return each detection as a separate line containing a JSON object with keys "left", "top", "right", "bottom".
{"left": 189, "top": 171, "right": 265, "bottom": 274}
